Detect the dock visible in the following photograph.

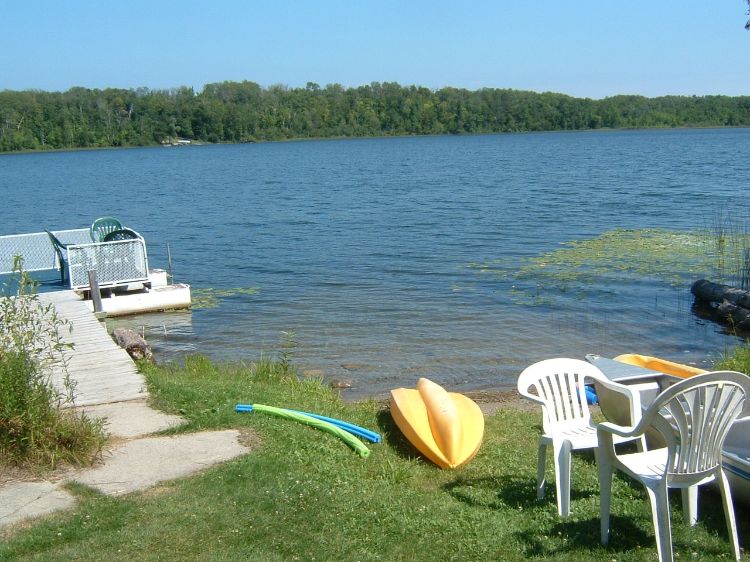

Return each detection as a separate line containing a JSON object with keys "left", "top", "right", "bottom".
{"left": 40, "top": 291, "right": 147, "bottom": 406}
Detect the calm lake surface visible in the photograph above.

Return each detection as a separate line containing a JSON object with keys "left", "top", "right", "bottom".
{"left": 2, "top": 129, "right": 749, "bottom": 397}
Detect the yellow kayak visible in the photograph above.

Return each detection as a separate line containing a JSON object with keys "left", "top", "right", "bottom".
{"left": 614, "top": 353, "right": 707, "bottom": 379}
{"left": 390, "top": 378, "right": 484, "bottom": 469}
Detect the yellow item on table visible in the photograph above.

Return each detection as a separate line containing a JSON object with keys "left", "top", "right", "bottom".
{"left": 614, "top": 353, "right": 707, "bottom": 379}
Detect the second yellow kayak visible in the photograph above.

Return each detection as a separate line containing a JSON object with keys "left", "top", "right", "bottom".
{"left": 614, "top": 353, "right": 707, "bottom": 379}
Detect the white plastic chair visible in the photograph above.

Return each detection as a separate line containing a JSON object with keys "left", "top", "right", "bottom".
{"left": 597, "top": 371, "right": 750, "bottom": 562}
{"left": 517, "top": 358, "right": 645, "bottom": 517}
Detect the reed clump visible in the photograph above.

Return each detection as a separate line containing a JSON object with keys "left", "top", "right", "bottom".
{"left": 716, "top": 342, "right": 750, "bottom": 374}
{"left": 708, "top": 211, "right": 750, "bottom": 291}
{"left": 0, "top": 257, "right": 105, "bottom": 469}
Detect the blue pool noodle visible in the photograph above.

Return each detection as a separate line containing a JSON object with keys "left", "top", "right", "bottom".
{"left": 288, "top": 409, "right": 381, "bottom": 443}
{"left": 234, "top": 404, "right": 381, "bottom": 443}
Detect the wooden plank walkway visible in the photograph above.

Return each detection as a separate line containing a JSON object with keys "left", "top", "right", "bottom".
{"left": 39, "top": 291, "right": 148, "bottom": 406}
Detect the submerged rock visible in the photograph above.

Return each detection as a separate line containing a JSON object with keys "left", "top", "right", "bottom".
{"left": 329, "top": 378, "right": 353, "bottom": 389}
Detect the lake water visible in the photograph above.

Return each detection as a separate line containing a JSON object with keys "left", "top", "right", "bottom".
{"left": 1, "top": 129, "right": 748, "bottom": 398}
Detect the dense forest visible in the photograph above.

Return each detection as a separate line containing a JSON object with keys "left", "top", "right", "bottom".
{"left": 1, "top": 81, "right": 749, "bottom": 152}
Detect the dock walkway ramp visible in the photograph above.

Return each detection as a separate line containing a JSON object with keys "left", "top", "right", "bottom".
{"left": 39, "top": 291, "right": 147, "bottom": 406}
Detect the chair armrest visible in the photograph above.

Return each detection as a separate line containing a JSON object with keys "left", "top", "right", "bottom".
{"left": 597, "top": 421, "right": 640, "bottom": 439}
{"left": 593, "top": 376, "right": 636, "bottom": 399}
{"left": 517, "top": 388, "right": 546, "bottom": 407}
{"left": 592, "top": 375, "right": 649, "bottom": 429}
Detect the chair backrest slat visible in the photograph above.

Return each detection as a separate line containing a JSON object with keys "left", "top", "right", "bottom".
{"left": 564, "top": 371, "right": 580, "bottom": 420}
{"left": 704, "top": 388, "right": 721, "bottom": 470}
{"left": 646, "top": 372, "right": 750, "bottom": 476}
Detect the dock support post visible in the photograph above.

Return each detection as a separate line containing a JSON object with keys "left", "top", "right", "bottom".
{"left": 88, "top": 270, "right": 106, "bottom": 320}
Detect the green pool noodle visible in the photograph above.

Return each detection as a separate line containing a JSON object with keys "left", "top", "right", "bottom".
{"left": 248, "top": 403, "right": 370, "bottom": 458}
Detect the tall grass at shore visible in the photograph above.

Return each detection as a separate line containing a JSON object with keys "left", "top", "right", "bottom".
{"left": 2, "top": 353, "right": 748, "bottom": 560}
{"left": 716, "top": 342, "right": 750, "bottom": 373}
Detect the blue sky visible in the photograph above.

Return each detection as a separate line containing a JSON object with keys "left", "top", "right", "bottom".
{"left": 1, "top": 0, "right": 748, "bottom": 99}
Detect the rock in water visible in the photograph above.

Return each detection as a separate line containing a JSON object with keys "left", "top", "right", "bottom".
{"left": 691, "top": 279, "right": 750, "bottom": 331}
{"left": 112, "top": 327, "right": 153, "bottom": 361}
{"left": 329, "top": 379, "right": 353, "bottom": 389}
{"left": 691, "top": 279, "right": 750, "bottom": 309}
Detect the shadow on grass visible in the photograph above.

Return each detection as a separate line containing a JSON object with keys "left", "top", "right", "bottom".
{"left": 692, "top": 487, "right": 750, "bottom": 539}
{"left": 601, "top": 474, "right": 750, "bottom": 547}
{"left": 442, "top": 475, "right": 657, "bottom": 556}
{"left": 515, "top": 480, "right": 747, "bottom": 559}
{"left": 514, "top": 515, "right": 652, "bottom": 558}
{"left": 375, "top": 408, "right": 427, "bottom": 462}
{"left": 443, "top": 474, "right": 599, "bottom": 512}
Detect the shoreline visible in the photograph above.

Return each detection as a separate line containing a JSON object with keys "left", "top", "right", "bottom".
{"left": 2, "top": 125, "right": 749, "bottom": 157}
{"left": 340, "top": 387, "right": 533, "bottom": 416}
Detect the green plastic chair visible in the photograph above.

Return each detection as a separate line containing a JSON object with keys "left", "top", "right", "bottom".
{"left": 45, "top": 230, "right": 71, "bottom": 283}
{"left": 103, "top": 228, "right": 141, "bottom": 242}
{"left": 90, "top": 216, "right": 123, "bottom": 242}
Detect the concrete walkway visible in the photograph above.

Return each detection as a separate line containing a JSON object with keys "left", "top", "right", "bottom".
{"left": 0, "top": 400, "right": 251, "bottom": 531}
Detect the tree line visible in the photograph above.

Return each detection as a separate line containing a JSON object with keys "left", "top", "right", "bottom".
{"left": 1, "top": 81, "right": 749, "bottom": 152}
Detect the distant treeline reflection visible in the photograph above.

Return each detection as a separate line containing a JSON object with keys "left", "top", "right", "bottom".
{"left": 2, "top": 81, "right": 749, "bottom": 152}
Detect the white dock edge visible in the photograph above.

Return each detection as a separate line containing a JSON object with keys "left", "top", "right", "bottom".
{"left": 83, "top": 283, "right": 191, "bottom": 317}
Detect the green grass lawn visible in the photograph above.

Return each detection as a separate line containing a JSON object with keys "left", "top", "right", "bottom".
{"left": 1, "top": 354, "right": 748, "bottom": 561}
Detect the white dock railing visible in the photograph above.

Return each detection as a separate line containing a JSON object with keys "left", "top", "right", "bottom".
{"left": 0, "top": 229, "right": 89, "bottom": 273}
{"left": 0, "top": 228, "right": 150, "bottom": 290}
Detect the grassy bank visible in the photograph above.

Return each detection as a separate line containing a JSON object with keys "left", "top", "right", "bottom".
{"left": 2, "top": 353, "right": 749, "bottom": 560}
